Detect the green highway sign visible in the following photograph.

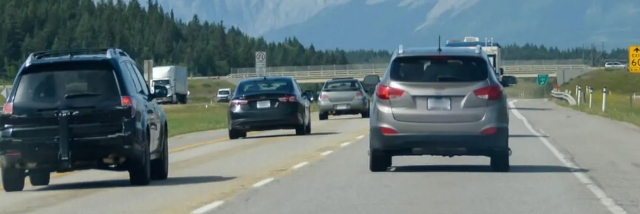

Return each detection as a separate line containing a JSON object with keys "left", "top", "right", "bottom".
{"left": 537, "top": 74, "right": 549, "bottom": 86}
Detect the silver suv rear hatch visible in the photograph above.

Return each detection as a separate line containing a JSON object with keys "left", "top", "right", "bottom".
{"left": 321, "top": 80, "right": 363, "bottom": 102}
{"left": 385, "top": 55, "right": 493, "bottom": 123}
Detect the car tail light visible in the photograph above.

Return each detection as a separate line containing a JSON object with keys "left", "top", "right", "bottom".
{"left": 481, "top": 127, "right": 498, "bottom": 135}
{"left": 121, "top": 96, "right": 135, "bottom": 118}
{"left": 2, "top": 102, "right": 13, "bottom": 115}
{"left": 278, "top": 95, "right": 297, "bottom": 102}
{"left": 376, "top": 85, "right": 404, "bottom": 100}
{"left": 474, "top": 85, "right": 502, "bottom": 100}
{"left": 380, "top": 127, "right": 398, "bottom": 135}
{"left": 320, "top": 94, "right": 329, "bottom": 100}
{"left": 355, "top": 92, "right": 363, "bottom": 99}
{"left": 229, "top": 99, "right": 248, "bottom": 107}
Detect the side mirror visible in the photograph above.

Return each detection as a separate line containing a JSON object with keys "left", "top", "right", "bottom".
{"left": 499, "top": 68, "right": 504, "bottom": 76}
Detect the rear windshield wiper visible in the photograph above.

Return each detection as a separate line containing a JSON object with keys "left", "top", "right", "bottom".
{"left": 64, "top": 93, "right": 101, "bottom": 99}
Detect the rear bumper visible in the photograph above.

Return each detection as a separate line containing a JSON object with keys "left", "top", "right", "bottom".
{"left": 317, "top": 99, "right": 368, "bottom": 113}
{"left": 229, "top": 112, "right": 303, "bottom": 131}
{"left": 0, "top": 131, "right": 142, "bottom": 171}
{"left": 369, "top": 126, "right": 508, "bottom": 157}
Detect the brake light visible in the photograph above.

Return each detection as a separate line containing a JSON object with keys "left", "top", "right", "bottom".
{"left": 121, "top": 96, "right": 135, "bottom": 118}
{"left": 380, "top": 127, "right": 398, "bottom": 135}
{"left": 376, "top": 85, "right": 404, "bottom": 100}
{"left": 320, "top": 94, "right": 329, "bottom": 100}
{"left": 278, "top": 95, "right": 297, "bottom": 102}
{"left": 2, "top": 102, "right": 12, "bottom": 115}
{"left": 355, "top": 92, "right": 363, "bottom": 99}
{"left": 474, "top": 85, "right": 502, "bottom": 100}
{"left": 229, "top": 99, "right": 248, "bottom": 107}
{"left": 481, "top": 127, "right": 498, "bottom": 135}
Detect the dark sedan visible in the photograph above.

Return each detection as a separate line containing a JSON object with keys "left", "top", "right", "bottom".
{"left": 227, "top": 77, "right": 312, "bottom": 139}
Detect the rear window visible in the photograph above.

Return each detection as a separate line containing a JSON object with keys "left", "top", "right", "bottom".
{"left": 218, "top": 90, "right": 230, "bottom": 95}
{"left": 235, "top": 79, "right": 293, "bottom": 95}
{"left": 13, "top": 62, "right": 120, "bottom": 104}
{"left": 322, "top": 80, "right": 361, "bottom": 91}
{"left": 390, "top": 56, "right": 490, "bottom": 82}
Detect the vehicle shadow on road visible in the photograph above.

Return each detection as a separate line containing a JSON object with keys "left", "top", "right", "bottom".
{"left": 509, "top": 134, "right": 549, "bottom": 138}
{"left": 508, "top": 107, "right": 551, "bottom": 111}
{"left": 32, "top": 175, "right": 235, "bottom": 191}
{"left": 243, "top": 132, "right": 338, "bottom": 139}
{"left": 390, "top": 165, "right": 588, "bottom": 173}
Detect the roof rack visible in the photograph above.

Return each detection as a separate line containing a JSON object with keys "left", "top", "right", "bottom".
{"left": 25, "top": 48, "right": 130, "bottom": 65}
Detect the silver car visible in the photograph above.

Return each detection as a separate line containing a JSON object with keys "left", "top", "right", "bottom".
{"left": 368, "top": 46, "right": 510, "bottom": 172}
{"left": 317, "top": 78, "right": 371, "bottom": 120}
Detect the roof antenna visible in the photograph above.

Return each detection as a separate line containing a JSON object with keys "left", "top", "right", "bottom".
{"left": 437, "top": 35, "right": 442, "bottom": 52}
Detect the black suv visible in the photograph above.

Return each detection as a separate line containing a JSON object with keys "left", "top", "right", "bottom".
{"left": 0, "top": 48, "right": 170, "bottom": 192}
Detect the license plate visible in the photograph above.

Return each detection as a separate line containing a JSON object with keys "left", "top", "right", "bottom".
{"left": 336, "top": 104, "right": 349, "bottom": 110}
{"left": 257, "top": 100, "right": 271, "bottom": 108}
{"left": 427, "top": 97, "right": 451, "bottom": 110}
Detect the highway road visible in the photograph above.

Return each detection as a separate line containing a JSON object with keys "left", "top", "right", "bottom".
{"left": 0, "top": 99, "right": 639, "bottom": 214}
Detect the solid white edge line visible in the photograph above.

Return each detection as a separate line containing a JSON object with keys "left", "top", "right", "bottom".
{"left": 292, "top": 162, "right": 309, "bottom": 169}
{"left": 191, "top": 200, "right": 224, "bottom": 214}
{"left": 340, "top": 142, "right": 351, "bottom": 147}
{"left": 320, "top": 150, "right": 333, "bottom": 156}
{"left": 252, "top": 178, "right": 274, "bottom": 188}
{"left": 509, "top": 100, "right": 628, "bottom": 214}
{"left": 356, "top": 135, "right": 364, "bottom": 139}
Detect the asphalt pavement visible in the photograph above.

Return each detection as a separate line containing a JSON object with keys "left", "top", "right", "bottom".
{"left": 0, "top": 99, "right": 638, "bottom": 214}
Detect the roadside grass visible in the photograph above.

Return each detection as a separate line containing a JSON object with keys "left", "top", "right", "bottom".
{"left": 187, "top": 79, "right": 237, "bottom": 103}
{"left": 554, "top": 69, "right": 640, "bottom": 127}
{"left": 504, "top": 77, "right": 556, "bottom": 99}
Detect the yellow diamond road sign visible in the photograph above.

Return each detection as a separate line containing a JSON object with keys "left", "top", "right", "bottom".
{"left": 630, "top": 45, "right": 640, "bottom": 73}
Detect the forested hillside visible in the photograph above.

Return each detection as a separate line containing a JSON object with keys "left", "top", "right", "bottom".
{"left": 0, "top": 0, "right": 349, "bottom": 79}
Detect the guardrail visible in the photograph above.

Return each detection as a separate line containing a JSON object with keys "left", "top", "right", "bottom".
{"left": 550, "top": 89, "right": 577, "bottom": 105}
{"left": 226, "top": 64, "right": 589, "bottom": 79}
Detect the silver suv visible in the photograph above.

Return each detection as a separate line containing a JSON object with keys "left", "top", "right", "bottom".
{"left": 368, "top": 46, "right": 510, "bottom": 172}
{"left": 317, "top": 78, "right": 370, "bottom": 120}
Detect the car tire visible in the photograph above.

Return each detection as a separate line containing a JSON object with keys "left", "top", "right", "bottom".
{"left": 129, "top": 137, "right": 151, "bottom": 186}
{"left": 319, "top": 112, "right": 328, "bottom": 120}
{"left": 490, "top": 154, "right": 510, "bottom": 172}
{"left": 361, "top": 110, "right": 370, "bottom": 118}
{"left": 369, "top": 152, "right": 391, "bottom": 172}
{"left": 295, "top": 123, "right": 307, "bottom": 135}
{"left": 1, "top": 161, "right": 25, "bottom": 192}
{"left": 151, "top": 126, "right": 169, "bottom": 180}
{"left": 29, "top": 170, "right": 51, "bottom": 186}
{"left": 229, "top": 129, "right": 245, "bottom": 140}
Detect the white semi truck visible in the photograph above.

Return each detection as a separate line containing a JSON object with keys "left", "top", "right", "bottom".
{"left": 445, "top": 36, "right": 503, "bottom": 76}
{"left": 150, "top": 66, "right": 189, "bottom": 104}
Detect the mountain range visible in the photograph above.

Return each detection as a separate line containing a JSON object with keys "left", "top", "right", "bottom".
{"left": 116, "top": 0, "right": 639, "bottom": 50}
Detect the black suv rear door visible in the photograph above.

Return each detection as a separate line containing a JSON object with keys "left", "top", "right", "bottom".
{"left": 121, "top": 61, "right": 160, "bottom": 152}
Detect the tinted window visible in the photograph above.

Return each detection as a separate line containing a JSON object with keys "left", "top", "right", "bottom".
{"left": 14, "top": 62, "right": 120, "bottom": 105}
{"left": 390, "top": 56, "right": 489, "bottom": 83}
{"left": 121, "top": 62, "right": 142, "bottom": 92}
{"left": 127, "top": 62, "right": 149, "bottom": 95}
{"left": 235, "top": 79, "right": 293, "bottom": 96}
{"left": 322, "top": 80, "right": 361, "bottom": 91}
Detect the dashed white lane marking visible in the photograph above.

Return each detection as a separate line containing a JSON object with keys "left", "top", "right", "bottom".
{"left": 356, "top": 135, "right": 364, "bottom": 139}
{"left": 509, "top": 100, "right": 628, "bottom": 214}
{"left": 291, "top": 162, "right": 309, "bottom": 170}
{"left": 320, "top": 150, "right": 333, "bottom": 156}
{"left": 340, "top": 142, "right": 351, "bottom": 147}
{"left": 252, "top": 178, "right": 274, "bottom": 188}
{"left": 191, "top": 200, "right": 224, "bottom": 214}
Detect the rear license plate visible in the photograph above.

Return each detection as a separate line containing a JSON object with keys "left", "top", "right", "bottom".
{"left": 257, "top": 100, "right": 271, "bottom": 108}
{"left": 336, "top": 104, "right": 349, "bottom": 110}
{"left": 427, "top": 97, "right": 451, "bottom": 110}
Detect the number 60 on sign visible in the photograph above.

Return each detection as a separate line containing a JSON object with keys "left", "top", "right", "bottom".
{"left": 629, "top": 45, "right": 640, "bottom": 73}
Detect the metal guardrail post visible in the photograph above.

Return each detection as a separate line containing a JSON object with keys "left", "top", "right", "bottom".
{"left": 602, "top": 86, "right": 607, "bottom": 112}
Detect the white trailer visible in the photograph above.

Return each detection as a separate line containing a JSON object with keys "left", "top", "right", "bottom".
{"left": 151, "top": 66, "right": 189, "bottom": 104}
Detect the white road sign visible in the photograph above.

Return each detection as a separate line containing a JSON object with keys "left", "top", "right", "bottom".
{"left": 255, "top": 51, "right": 267, "bottom": 76}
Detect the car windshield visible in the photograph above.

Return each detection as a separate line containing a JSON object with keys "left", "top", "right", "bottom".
{"left": 218, "top": 90, "right": 230, "bottom": 95}
{"left": 322, "top": 80, "right": 360, "bottom": 91}
{"left": 13, "top": 61, "right": 121, "bottom": 106}
{"left": 235, "top": 79, "right": 293, "bottom": 96}
{"left": 390, "top": 56, "right": 489, "bottom": 83}
{"left": 153, "top": 80, "right": 170, "bottom": 86}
